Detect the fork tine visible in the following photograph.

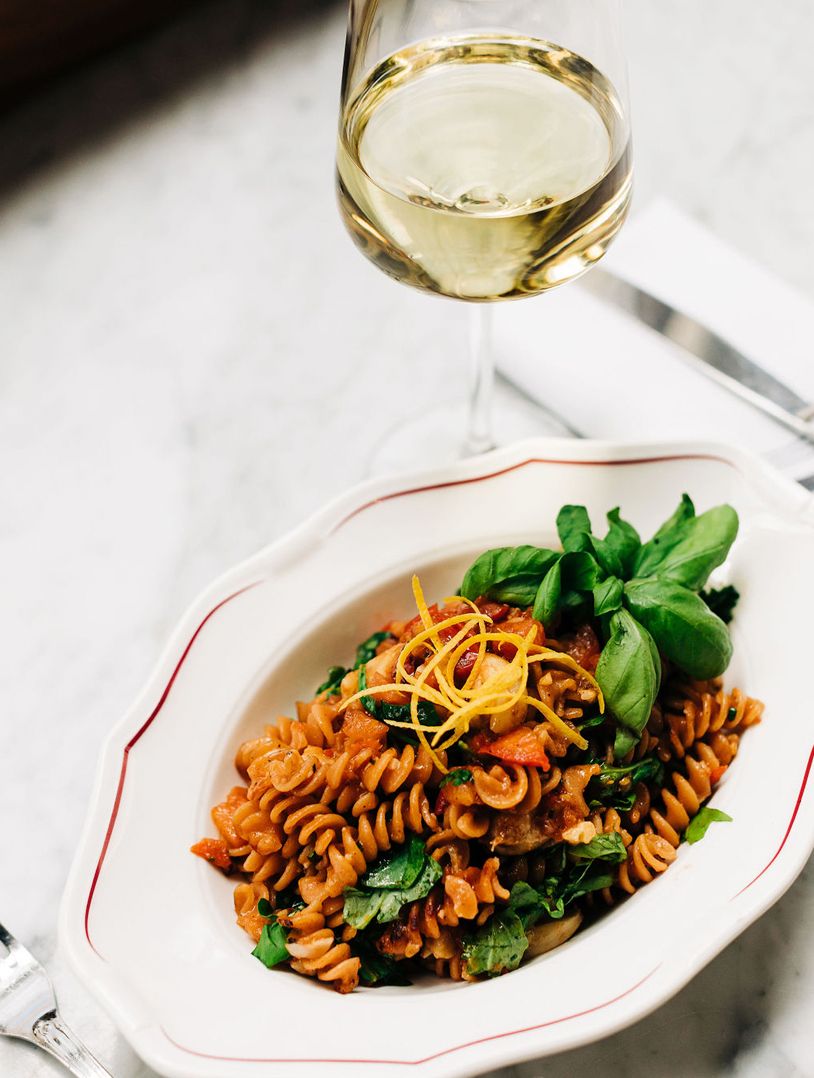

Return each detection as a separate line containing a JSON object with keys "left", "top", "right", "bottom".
{"left": 0, "top": 922, "right": 32, "bottom": 963}
{"left": 0, "top": 921, "right": 44, "bottom": 980}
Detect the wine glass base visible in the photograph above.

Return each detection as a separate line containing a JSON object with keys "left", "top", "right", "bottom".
{"left": 367, "top": 377, "right": 578, "bottom": 477}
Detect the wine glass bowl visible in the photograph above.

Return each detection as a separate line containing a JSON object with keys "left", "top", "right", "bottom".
{"left": 336, "top": 0, "right": 632, "bottom": 457}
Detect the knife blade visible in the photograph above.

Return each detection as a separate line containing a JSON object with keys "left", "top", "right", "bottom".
{"left": 581, "top": 268, "right": 814, "bottom": 444}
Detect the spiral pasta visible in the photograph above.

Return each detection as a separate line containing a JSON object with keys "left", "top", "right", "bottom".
{"left": 192, "top": 574, "right": 762, "bottom": 993}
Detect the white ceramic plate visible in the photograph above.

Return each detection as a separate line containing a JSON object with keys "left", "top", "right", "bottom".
{"left": 61, "top": 438, "right": 814, "bottom": 1078}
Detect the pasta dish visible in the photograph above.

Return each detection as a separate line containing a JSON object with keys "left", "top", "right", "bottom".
{"left": 192, "top": 496, "right": 762, "bottom": 991}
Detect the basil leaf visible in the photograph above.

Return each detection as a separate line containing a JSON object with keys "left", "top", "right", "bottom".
{"left": 603, "top": 508, "right": 641, "bottom": 577}
{"left": 439, "top": 768, "right": 473, "bottom": 787}
{"left": 624, "top": 578, "right": 733, "bottom": 679}
{"left": 656, "top": 493, "right": 696, "bottom": 537}
{"left": 559, "top": 590, "right": 592, "bottom": 620}
{"left": 505, "top": 881, "right": 563, "bottom": 928}
{"left": 364, "top": 836, "right": 425, "bottom": 890}
{"left": 560, "top": 863, "right": 616, "bottom": 905}
{"left": 354, "top": 631, "right": 395, "bottom": 668}
{"left": 593, "top": 575, "right": 623, "bottom": 616}
{"left": 343, "top": 844, "right": 442, "bottom": 929}
{"left": 569, "top": 831, "right": 627, "bottom": 864}
{"left": 533, "top": 551, "right": 601, "bottom": 626}
{"left": 256, "top": 897, "right": 273, "bottom": 919}
{"left": 251, "top": 921, "right": 289, "bottom": 969}
{"left": 379, "top": 859, "right": 442, "bottom": 922}
{"left": 486, "top": 576, "right": 546, "bottom": 607}
{"left": 316, "top": 665, "right": 348, "bottom": 696}
{"left": 532, "top": 558, "right": 562, "bottom": 626}
{"left": 595, "top": 608, "right": 661, "bottom": 759}
{"left": 634, "top": 503, "right": 738, "bottom": 590}
{"left": 510, "top": 842, "right": 623, "bottom": 926}
{"left": 561, "top": 550, "right": 602, "bottom": 592}
{"left": 356, "top": 665, "right": 379, "bottom": 718}
{"left": 577, "top": 713, "right": 607, "bottom": 731}
{"left": 653, "top": 505, "right": 739, "bottom": 591}
{"left": 316, "top": 630, "right": 395, "bottom": 697}
{"left": 354, "top": 941, "right": 412, "bottom": 986}
{"left": 596, "top": 757, "right": 664, "bottom": 786}
{"left": 463, "top": 910, "right": 529, "bottom": 976}
{"left": 633, "top": 494, "right": 696, "bottom": 579}
{"left": 357, "top": 666, "right": 443, "bottom": 739}
{"left": 589, "top": 756, "right": 665, "bottom": 810}
{"left": 557, "top": 505, "right": 592, "bottom": 553}
{"left": 589, "top": 537, "right": 623, "bottom": 579}
{"left": 685, "top": 807, "right": 733, "bottom": 844}
{"left": 613, "top": 727, "right": 638, "bottom": 759}
{"left": 342, "top": 888, "right": 382, "bottom": 930}
{"left": 460, "top": 546, "right": 559, "bottom": 603}
{"left": 700, "top": 584, "right": 740, "bottom": 625}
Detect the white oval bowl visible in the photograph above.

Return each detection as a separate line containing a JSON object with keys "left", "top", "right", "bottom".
{"left": 60, "top": 437, "right": 814, "bottom": 1078}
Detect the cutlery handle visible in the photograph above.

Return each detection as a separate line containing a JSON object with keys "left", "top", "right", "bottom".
{"left": 32, "top": 1014, "right": 113, "bottom": 1077}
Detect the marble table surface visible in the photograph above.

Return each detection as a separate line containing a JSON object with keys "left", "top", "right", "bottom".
{"left": 2, "top": 1, "right": 813, "bottom": 1075}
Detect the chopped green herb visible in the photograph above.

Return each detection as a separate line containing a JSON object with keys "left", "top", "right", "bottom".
{"left": 343, "top": 838, "right": 442, "bottom": 929}
{"left": 439, "top": 768, "right": 473, "bottom": 787}
{"left": 363, "top": 836, "right": 426, "bottom": 890}
{"left": 463, "top": 910, "right": 528, "bottom": 976}
{"left": 356, "top": 665, "right": 380, "bottom": 718}
{"left": 560, "top": 863, "right": 616, "bottom": 905}
{"left": 577, "top": 713, "right": 607, "bottom": 731}
{"left": 251, "top": 921, "right": 289, "bottom": 969}
{"left": 357, "top": 666, "right": 442, "bottom": 742}
{"left": 505, "top": 881, "right": 564, "bottom": 926}
{"left": 685, "top": 807, "right": 733, "bottom": 844}
{"left": 354, "top": 631, "right": 395, "bottom": 668}
{"left": 315, "top": 630, "right": 395, "bottom": 697}
{"left": 353, "top": 939, "right": 413, "bottom": 986}
{"left": 568, "top": 831, "right": 628, "bottom": 864}
{"left": 588, "top": 756, "right": 665, "bottom": 809}
{"left": 316, "top": 664, "right": 348, "bottom": 696}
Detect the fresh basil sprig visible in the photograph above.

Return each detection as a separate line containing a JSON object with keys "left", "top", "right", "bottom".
{"left": 458, "top": 494, "right": 741, "bottom": 759}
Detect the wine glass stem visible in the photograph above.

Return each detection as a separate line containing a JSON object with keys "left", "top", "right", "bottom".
{"left": 466, "top": 303, "right": 496, "bottom": 455}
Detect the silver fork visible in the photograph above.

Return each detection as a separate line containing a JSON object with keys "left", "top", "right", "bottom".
{"left": 0, "top": 922, "right": 112, "bottom": 1076}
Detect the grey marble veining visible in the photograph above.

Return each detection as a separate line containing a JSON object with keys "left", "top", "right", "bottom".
{"left": 1, "top": 1, "right": 813, "bottom": 1075}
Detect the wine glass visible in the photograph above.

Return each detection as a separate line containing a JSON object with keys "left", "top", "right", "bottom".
{"left": 336, "top": 0, "right": 631, "bottom": 467}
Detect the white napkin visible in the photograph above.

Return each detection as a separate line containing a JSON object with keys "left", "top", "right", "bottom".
{"left": 494, "top": 199, "right": 814, "bottom": 481}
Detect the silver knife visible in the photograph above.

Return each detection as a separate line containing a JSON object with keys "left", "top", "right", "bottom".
{"left": 581, "top": 267, "right": 814, "bottom": 445}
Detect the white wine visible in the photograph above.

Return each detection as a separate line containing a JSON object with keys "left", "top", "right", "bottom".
{"left": 337, "top": 36, "right": 631, "bottom": 301}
